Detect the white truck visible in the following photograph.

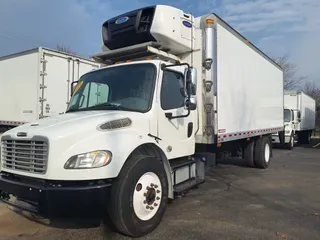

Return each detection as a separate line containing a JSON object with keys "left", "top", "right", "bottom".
{"left": 272, "top": 91, "right": 316, "bottom": 149}
{"left": 0, "top": 47, "right": 100, "bottom": 132}
{"left": 0, "top": 5, "right": 284, "bottom": 237}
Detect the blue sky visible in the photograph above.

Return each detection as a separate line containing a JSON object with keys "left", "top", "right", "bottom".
{"left": 0, "top": 0, "right": 319, "bottom": 86}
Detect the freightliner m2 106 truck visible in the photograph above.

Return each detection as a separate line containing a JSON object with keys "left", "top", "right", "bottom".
{"left": 272, "top": 91, "right": 316, "bottom": 149}
{"left": 0, "top": 5, "right": 284, "bottom": 237}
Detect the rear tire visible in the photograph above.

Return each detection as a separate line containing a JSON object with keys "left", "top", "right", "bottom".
{"left": 243, "top": 141, "right": 255, "bottom": 167}
{"left": 298, "top": 131, "right": 312, "bottom": 144}
{"left": 108, "top": 154, "right": 168, "bottom": 237}
{"left": 254, "top": 136, "right": 271, "bottom": 169}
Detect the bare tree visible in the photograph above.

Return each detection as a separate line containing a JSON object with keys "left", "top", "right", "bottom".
{"left": 272, "top": 55, "right": 306, "bottom": 90}
{"left": 56, "top": 44, "right": 75, "bottom": 55}
{"left": 302, "top": 81, "right": 320, "bottom": 108}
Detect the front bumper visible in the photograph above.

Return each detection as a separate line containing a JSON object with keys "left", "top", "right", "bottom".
{"left": 0, "top": 172, "right": 112, "bottom": 218}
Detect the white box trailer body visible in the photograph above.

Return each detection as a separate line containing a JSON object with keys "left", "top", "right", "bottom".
{"left": 193, "top": 16, "right": 284, "bottom": 144}
{"left": 272, "top": 91, "right": 315, "bottom": 148}
{"left": 284, "top": 91, "right": 316, "bottom": 131}
{"left": 0, "top": 47, "right": 100, "bottom": 128}
{"left": 0, "top": 5, "right": 284, "bottom": 238}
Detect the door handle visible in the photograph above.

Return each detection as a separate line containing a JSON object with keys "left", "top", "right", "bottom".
{"left": 188, "top": 122, "right": 193, "bottom": 138}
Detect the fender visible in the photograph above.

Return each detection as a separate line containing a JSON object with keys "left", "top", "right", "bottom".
{"left": 125, "top": 143, "right": 174, "bottom": 199}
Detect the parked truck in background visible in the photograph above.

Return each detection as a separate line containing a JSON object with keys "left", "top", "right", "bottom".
{"left": 0, "top": 47, "right": 100, "bottom": 132}
{"left": 272, "top": 91, "right": 316, "bottom": 149}
{"left": 0, "top": 5, "right": 284, "bottom": 237}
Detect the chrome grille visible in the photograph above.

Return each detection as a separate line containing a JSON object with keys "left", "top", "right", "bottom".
{"left": 1, "top": 139, "right": 48, "bottom": 174}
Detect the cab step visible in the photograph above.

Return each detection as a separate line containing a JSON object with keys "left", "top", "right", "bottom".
{"left": 170, "top": 156, "right": 206, "bottom": 196}
{"left": 173, "top": 178, "right": 205, "bottom": 195}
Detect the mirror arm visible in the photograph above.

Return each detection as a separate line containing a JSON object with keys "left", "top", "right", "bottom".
{"left": 165, "top": 109, "right": 190, "bottom": 120}
{"left": 70, "top": 81, "right": 79, "bottom": 97}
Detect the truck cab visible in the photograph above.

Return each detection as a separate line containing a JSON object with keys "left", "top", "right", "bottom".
{"left": 272, "top": 91, "right": 316, "bottom": 149}
{"left": 272, "top": 108, "right": 300, "bottom": 149}
{"left": 0, "top": 5, "right": 200, "bottom": 237}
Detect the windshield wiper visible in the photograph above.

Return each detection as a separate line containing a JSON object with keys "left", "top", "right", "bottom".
{"left": 67, "top": 103, "right": 133, "bottom": 112}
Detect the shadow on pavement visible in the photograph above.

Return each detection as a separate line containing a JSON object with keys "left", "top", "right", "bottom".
{"left": 216, "top": 157, "right": 251, "bottom": 168}
{"left": 11, "top": 208, "right": 103, "bottom": 229}
{"left": 9, "top": 206, "right": 120, "bottom": 235}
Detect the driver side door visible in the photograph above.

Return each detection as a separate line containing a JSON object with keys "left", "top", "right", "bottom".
{"left": 157, "top": 67, "right": 196, "bottom": 159}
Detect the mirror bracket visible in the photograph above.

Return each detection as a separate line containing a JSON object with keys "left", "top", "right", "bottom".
{"left": 70, "top": 81, "right": 79, "bottom": 97}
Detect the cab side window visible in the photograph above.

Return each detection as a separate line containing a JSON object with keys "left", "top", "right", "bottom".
{"left": 160, "top": 70, "right": 185, "bottom": 110}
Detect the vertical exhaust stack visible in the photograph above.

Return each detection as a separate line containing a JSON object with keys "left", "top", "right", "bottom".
{"left": 201, "top": 15, "right": 218, "bottom": 140}
{"left": 203, "top": 18, "right": 215, "bottom": 70}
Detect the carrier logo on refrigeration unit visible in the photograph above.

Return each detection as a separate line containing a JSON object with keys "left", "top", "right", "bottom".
{"left": 182, "top": 20, "right": 192, "bottom": 28}
{"left": 115, "top": 16, "right": 129, "bottom": 24}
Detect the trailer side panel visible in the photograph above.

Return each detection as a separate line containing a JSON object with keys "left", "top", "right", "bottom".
{"left": 216, "top": 22, "right": 283, "bottom": 142}
{"left": 299, "top": 92, "right": 316, "bottom": 131}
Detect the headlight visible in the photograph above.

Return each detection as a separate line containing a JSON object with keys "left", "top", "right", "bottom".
{"left": 64, "top": 150, "right": 112, "bottom": 169}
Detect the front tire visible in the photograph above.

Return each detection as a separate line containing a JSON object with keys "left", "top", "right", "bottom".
{"left": 286, "top": 133, "right": 294, "bottom": 150}
{"left": 254, "top": 136, "right": 271, "bottom": 169}
{"left": 108, "top": 154, "right": 168, "bottom": 237}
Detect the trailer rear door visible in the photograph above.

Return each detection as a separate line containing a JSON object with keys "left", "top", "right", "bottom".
{"left": 39, "top": 49, "right": 99, "bottom": 118}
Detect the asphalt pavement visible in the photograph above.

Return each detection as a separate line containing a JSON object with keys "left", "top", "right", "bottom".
{"left": 0, "top": 141, "right": 319, "bottom": 240}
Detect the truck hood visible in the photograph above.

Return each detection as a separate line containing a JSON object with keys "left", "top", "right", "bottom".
{"left": 2, "top": 110, "right": 150, "bottom": 140}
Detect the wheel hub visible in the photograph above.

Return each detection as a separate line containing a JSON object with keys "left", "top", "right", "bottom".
{"left": 265, "top": 143, "right": 270, "bottom": 163}
{"left": 146, "top": 188, "right": 156, "bottom": 205}
{"left": 133, "top": 172, "right": 162, "bottom": 221}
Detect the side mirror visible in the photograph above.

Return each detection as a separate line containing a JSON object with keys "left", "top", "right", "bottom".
{"left": 186, "top": 67, "right": 197, "bottom": 95}
{"left": 186, "top": 97, "right": 197, "bottom": 110}
{"left": 70, "top": 81, "right": 79, "bottom": 97}
{"left": 185, "top": 67, "right": 197, "bottom": 110}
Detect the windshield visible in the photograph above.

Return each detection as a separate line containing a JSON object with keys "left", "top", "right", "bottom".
{"left": 284, "top": 109, "right": 291, "bottom": 122}
{"left": 67, "top": 63, "right": 156, "bottom": 113}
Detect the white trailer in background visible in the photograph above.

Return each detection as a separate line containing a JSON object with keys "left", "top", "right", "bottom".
{"left": 272, "top": 91, "right": 316, "bottom": 149}
{"left": 0, "top": 47, "right": 100, "bottom": 131}
{"left": 0, "top": 5, "right": 283, "bottom": 237}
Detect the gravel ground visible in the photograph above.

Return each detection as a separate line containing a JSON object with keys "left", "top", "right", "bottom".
{"left": 0, "top": 141, "right": 319, "bottom": 240}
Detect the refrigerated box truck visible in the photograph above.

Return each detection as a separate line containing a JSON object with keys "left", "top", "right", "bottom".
{"left": 0, "top": 47, "right": 100, "bottom": 130}
{"left": 272, "top": 91, "right": 316, "bottom": 148}
{"left": 0, "top": 5, "right": 284, "bottom": 237}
